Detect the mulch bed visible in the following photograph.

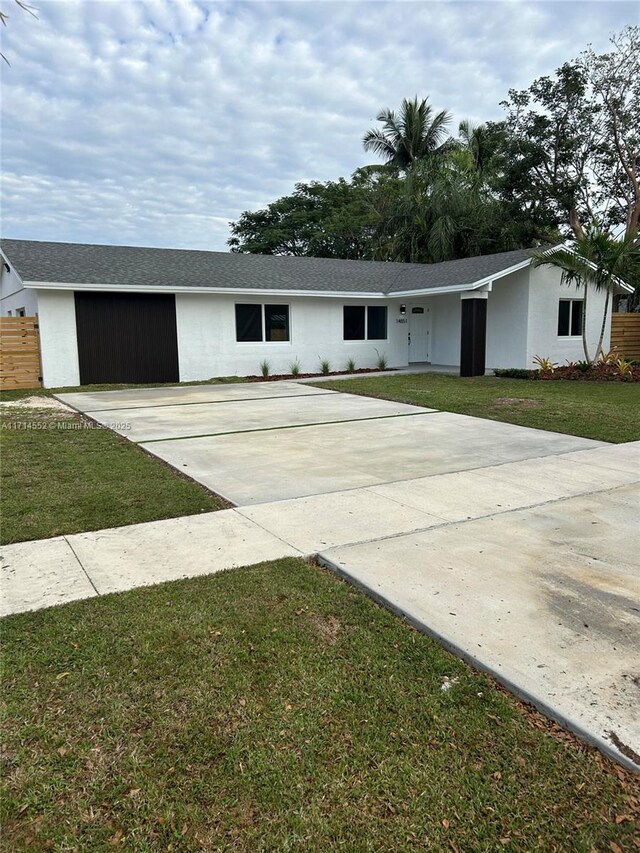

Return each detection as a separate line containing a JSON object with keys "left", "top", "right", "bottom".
{"left": 539, "top": 363, "right": 640, "bottom": 382}
{"left": 245, "top": 368, "right": 396, "bottom": 381}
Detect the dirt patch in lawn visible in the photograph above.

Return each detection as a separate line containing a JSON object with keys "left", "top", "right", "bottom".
{"left": 0, "top": 395, "right": 74, "bottom": 412}
{"left": 309, "top": 613, "right": 343, "bottom": 644}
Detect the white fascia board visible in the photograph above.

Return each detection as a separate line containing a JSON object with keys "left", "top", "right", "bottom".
{"left": 23, "top": 281, "right": 386, "bottom": 300}
{"left": 0, "top": 251, "right": 25, "bottom": 286}
{"left": 390, "top": 258, "right": 532, "bottom": 298}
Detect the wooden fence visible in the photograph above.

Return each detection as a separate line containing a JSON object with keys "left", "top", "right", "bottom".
{"left": 0, "top": 316, "right": 42, "bottom": 390}
{"left": 611, "top": 313, "right": 640, "bottom": 360}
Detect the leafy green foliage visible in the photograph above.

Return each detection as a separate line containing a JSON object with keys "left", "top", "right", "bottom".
{"left": 228, "top": 172, "right": 379, "bottom": 259}
{"left": 319, "top": 358, "right": 331, "bottom": 375}
{"left": 260, "top": 359, "right": 271, "bottom": 379}
{"left": 289, "top": 359, "right": 301, "bottom": 377}
{"left": 374, "top": 350, "right": 388, "bottom": 370}
{"left": 496, "top": 26, "right": 640, "bottom": 246}
{"left": 362, "top": 96, "right": 452, "bottom": 169}
{"left": 493, "top": 368, "right": 537, "bottom": 379}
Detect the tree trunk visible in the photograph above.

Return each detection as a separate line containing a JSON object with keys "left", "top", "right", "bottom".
{"left": 569, "top": 207, "right": 585, "bottom": 241}
{"left": 594, "top": 286, "right": 611, "bottom": 361}
{"left": 581, "top": 283, "right": 591, "bottom": 362}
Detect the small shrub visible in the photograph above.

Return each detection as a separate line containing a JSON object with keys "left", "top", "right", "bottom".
{"left": 574, "top": 361, "right": 592, "bottom": 373}
{"left": 532, "top": 355, "right": 558, "bottom": 373}
{"left": 599, "top": 348, "right": 620, "bottom": 365}
{"left": 260, "top": 359, "right": 271, "bottom": 379}
{"left": 289, "top": 359, "right": 301, "bottom": 378}
{"left": 494, "top": 368, "right": 536, "bottom": 379}
{"left": 345, "top": 357, "right": 357, "bottom": 373}
{"left": 616, "top": 357, "right": 634, "bottom": 378}
{"left": 375, "top": 349, "right": 388, "bottom": 370}
{"left": 319, "top": 358, "right": 331, "bottom": 375}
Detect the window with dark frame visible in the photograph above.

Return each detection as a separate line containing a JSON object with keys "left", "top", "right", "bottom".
{"left": 343, "top": 306, "right": 365, "bottom": 340}
{"left": 265, "top": 304, "right": 289, "bottom": 342}
{"left": 343, "top": 305, "right": 388, "bottom": 341}
{"left": 235, "top": 304, "right": 262, "bottom": 342}
{"left": 367, "top": 306, "right": 387, "bottom": 340}
{"left": 235, "top": 304, "right": 290, "bottom": 343}
{"left": 557, "top": 299, "right": 583, "bottom": 337}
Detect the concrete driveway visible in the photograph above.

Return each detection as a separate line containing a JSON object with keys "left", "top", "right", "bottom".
{"left": 59, "top": 380, "right": 601, "bottom": 505}
{"left": 32, "top": 381, "right": 638, "bottom": 770}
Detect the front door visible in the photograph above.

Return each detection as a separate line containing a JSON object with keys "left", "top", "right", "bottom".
{"left": 408, "top": 305, "right": 430, "bottom": 362}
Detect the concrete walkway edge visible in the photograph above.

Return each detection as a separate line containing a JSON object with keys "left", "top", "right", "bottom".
{"left": 316, "top": 551, "right": 639, "bottom": 774}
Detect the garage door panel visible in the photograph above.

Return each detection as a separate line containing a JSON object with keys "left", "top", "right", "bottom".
{"left": 75, "top": 292, "right": 179, "bottom": 385}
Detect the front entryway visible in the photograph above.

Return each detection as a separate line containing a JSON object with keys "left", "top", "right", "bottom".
{"left": 408, "top": 304, "right": 430, "bottom": 362}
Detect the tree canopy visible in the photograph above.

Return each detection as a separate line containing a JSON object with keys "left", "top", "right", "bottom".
{"left": 228, "top": 26, "right": 639, "bottom": 287}
{"left": 362, "top": 97, "right": 452, "bottom": 171}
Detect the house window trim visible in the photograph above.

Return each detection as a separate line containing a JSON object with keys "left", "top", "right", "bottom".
{"left": 557, "top": 298, "right": 584, "bottom": 338}
{"left": 342, "top": 305, "right": 388, "bottom": 342}
{"left": 235, "top": 302, "right": 292, "bottom": 345}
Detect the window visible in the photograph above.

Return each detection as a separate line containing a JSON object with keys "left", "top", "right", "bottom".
{"left": 558, "top": 299, "right": 583, "bottom": 337}
{"left": 265, "top": 304, "right": 289, "bottom": 342}
{"left": 235, "top": 304, "right": 262, "bottom": 342}
{"left": 16, "top": 307, "right": 26, "bottom": 317}
{"left": 235, "top": 303, "right": 290, "bottom": 343}
{"left": 344, "top": 306, "right": 365, "bottom": 340}
{"left": 367, "top": 306, "right": 387, "bottom": 340}
{"left": 343, "top": 305, "right": 388, "bottom": 341}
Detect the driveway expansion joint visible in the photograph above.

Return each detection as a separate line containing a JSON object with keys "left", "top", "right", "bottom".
{"left": 63, "top": 536, "right": 100, "bottom": 597}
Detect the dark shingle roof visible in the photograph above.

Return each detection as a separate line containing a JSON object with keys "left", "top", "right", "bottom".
{"left": 0, "top": 239, "right": 531, "bottom": 295}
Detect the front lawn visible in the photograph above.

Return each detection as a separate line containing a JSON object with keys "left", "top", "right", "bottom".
{"left": 1, "top": 558, "right": 638, "bottom": 851}
{"left": 0, "top": 406, "right": 226, "bottom": 544}
{"left": 316, "top": 373, "right": 640, "bottom": 443}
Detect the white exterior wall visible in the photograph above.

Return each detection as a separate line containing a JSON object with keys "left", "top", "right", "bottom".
{"left": 176, "top": 294, "right": 409, "bottom": 381}
{"left": 526, "top": 265, "right": 611, "bottom": 366}
{"left": 0, "top": 264, "right": 38, "bottom": 316}
{"left": 429, "top": 293, "right": 461, "bottom": 365}
{"left": 37, "top": 290, "right": 80, "bottom": 387}
{"left": 486, "top": 269, "right": 530, "bottom": 369}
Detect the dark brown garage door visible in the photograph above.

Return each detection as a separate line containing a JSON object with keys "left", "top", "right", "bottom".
{"left": 75, "top": 292, "right": 179, "bottom": 385}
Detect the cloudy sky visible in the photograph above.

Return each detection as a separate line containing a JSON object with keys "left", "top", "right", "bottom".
{"left": 0, "top": 0, "right": 636, "bottom": 251}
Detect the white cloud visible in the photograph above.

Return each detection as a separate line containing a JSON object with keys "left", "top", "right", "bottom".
{"left": 0, "top": 0, "right": 636, "bottom": 249}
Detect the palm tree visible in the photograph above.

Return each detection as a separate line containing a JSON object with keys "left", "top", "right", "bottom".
{"left": 530, "top": 228, "right": 640, "bottom": 361}
{"left": 457, "top": 120, "right": 495, "bottom": 177}
{"left": 363, "top": 97, "right": 452, "bottom": 170}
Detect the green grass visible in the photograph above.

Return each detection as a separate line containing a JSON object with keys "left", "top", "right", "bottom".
{"left": 315, "top": 373, "right": 640, "bottom": 443}
{"left": 0, "top": 406, "right": 226, "bottom": 544}
{"left": 0, "top": 376, "right": 250, "bottom": 403}
{"left": 1, "top": 558, "right": 637, "bottom": 851}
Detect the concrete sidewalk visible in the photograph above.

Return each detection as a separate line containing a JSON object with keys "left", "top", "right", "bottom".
{"left": 2, "top": 439, "right": 638, "bottom": 772}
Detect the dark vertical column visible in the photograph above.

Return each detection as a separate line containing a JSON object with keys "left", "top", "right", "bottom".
{"left": 460, "top": 297, "right": 487, "bottom": 377}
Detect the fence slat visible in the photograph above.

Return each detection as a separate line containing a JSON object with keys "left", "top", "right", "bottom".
{"left": 0, "top": 317, "right": 42, "bottom": 390}
{"left": 611, "top": 314, "right": 640, "bottom": 360}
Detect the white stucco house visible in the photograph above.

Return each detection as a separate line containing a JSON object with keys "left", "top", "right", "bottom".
{"left": 0, "top": 239, "right": 631, "bottom": 388}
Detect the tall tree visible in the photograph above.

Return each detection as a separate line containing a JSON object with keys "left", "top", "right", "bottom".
{"left": 362, "top": 97, "right": 452, "bottom": 170}
{"left": 496, "top": 26, "right": 640, "bottom": 244}
{"left": 228, "top": 173, "right": 381, "bottom": 260}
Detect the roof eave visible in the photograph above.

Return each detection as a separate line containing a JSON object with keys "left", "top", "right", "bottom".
{"left": 390, "top": 258, "right": 533, "bottom": 298}
{"left": 23, "top": 281, "right": 388, "bottom": 299}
